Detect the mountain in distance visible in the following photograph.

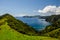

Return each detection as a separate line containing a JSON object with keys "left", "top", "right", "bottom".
{"left": 23, "top": 15, "right": 50, "bottom": 19}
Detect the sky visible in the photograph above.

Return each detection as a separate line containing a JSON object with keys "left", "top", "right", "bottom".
{"left": 0, "top": 0, "right": 60, "bottom": 17}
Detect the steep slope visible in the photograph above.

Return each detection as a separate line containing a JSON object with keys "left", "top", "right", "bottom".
{"left": 0, "top": 14, "right": 38, "bottom": 35}
{"left": 46, "top": 15, "right": 60, "bottom": 22}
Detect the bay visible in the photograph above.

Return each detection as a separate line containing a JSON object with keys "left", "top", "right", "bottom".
{"left": 16, "top": 17, "right": 50, "bottom": 31}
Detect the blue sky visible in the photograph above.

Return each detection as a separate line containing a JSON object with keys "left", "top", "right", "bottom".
{"left": 0, "top": 0, "right": 60, "bottom": 16}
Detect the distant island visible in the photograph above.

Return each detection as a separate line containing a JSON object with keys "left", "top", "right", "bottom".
{"left": 23, "top": 15, "right": 50, "bottom": 19}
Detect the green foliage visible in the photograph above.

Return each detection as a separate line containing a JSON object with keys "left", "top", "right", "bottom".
{"left": 40, "top": 15, "right": 60, "bottom": 38}
{"left": 0, "top": 14, "right": 58, "bottom": 40}
{"left": 46, "top": 15, "right": 60, "bottom": 22}
{"left": 0, "top": 22, "right": 58, "bottom": 40}
{"left": 0, "top": 14, "right": 38, "bottom": 35}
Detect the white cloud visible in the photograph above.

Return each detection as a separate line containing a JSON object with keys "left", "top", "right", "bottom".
{"left": 38, "top": 5, "right": 60, "bottom": 16}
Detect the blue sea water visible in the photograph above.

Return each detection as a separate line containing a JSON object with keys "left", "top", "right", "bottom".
{"left": 16, "top": 17, "right": 50, "bottom": 31}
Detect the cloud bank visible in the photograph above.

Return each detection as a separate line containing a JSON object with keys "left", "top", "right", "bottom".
{"left": 38, "top": 5, "right": 60, "bottom": 16}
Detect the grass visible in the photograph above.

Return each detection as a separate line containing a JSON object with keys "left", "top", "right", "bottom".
{"left": 44, "top": 28, "right": 60, "bottom": 38}
{"left": 0, "top": 22, "right": 59, "bottom": 40}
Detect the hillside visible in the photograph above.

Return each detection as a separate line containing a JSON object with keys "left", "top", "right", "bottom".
{"left": 0, "top": 14, "right": 59, "bottom": 40}
{"left": 39, "top": 15, "right": 60, "bottom": 38}
{"left": 46, "top": 15, "right": 60, "bottom": 22}
{"left": 0, "top": 14, "right": 38, "bottom": 35}
{"left": 0, "top": 15, "right": 59, "bottom": 40}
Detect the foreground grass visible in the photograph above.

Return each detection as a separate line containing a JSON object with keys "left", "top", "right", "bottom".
{"left": 0, "top": 22, "right": 59, "bottom": 40}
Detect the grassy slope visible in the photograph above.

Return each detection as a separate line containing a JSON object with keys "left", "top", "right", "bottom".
{"left": 2, "top": 14, "right": 37, "bottom": 35}
{"left": 0, "top": 22, "right": 59, "bottom": 40}
{"left": 44, "top": 28, "right": 60, "bottom": 38}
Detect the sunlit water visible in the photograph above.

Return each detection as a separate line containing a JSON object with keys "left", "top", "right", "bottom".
{"left": 16, "top": 17, "right": 50, "bottom": 31}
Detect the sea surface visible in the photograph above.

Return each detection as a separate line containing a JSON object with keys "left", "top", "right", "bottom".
{"left": 16, "top": 17, "right": 50, "bottom": 31}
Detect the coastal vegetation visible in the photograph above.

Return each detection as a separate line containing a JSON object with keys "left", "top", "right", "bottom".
{"left": 0, "top": 14, "right": 59, "bottom": 40}
{"left": 39, "top": 15, "right": 60, "bottom": 39}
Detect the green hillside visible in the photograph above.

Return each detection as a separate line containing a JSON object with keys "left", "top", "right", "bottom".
{"left": 0, "top": 14, "right": 59, "bottom": 40}
{"left": 0, "top": 14, "right": 37, "bottom": 35}
{"left": 39, "top": 15, "right": 60, "bottom": 38}
{"left": 44, "top": 28, "right": 60, "bottom": 38}
{"left": 46, "top": 15, "right": 60, "bottom": 22}
{"left": 0, "top": 14, "right": 58, "bottom": 40}
{"left": 0, "top": 21, "right": 58, "bottom": 40}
